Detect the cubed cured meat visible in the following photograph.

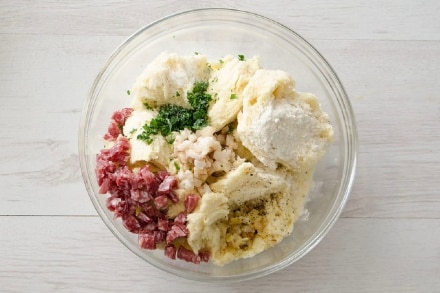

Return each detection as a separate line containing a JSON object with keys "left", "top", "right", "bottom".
{"left": 177, "top": 246, "right": 201, "bottom": 264}
{"left": 96, "top": 108, "right": 209, "bottom": 265}
{"left": 111, "top": 108, "right": 133, "bottom": 125}
{"left": 139, "top": 233, "right": 156, "bottom": 250}
{"left": 164, "top": 244, "right": 177, "bottom": 260}
{"left": 184, "top": 194, "right": 199, "bottom": 213}
{"left": 166, "top": 223, "right": 188, "bottom": 244}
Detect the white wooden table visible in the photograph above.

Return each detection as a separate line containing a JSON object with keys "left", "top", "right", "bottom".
{"left": 1, "top": 1, "right": 439, "bottom": 292}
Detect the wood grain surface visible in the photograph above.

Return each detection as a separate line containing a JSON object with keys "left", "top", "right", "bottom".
{"left": 1, "top": 1, "right": 439, "bottom": 292}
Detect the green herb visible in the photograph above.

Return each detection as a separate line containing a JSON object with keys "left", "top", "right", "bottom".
{"left": 194, "top": 51, "right": 199, "bottom": 55}
{"left": 219, "top": 59, "right": 224, "bottom": 64}
{"left": 227, "top": 123, "right": 234, "bottom": 134}
{"left": 143, "top": 102, "right": 153, "bottom": 110}
{"left": 212, "top": 76, "right": 218, "bottom": 83}
{"left": 127, "top": 90, "right": 131, "bottom": 95}
{"left": 137, "top": 81, "right": 212, "bottom": 144}
{"left": 129, "top": 128, "right": 137, "bottom": 134}
{"left": 238, "top": 54, "right": 245, "bottom": 61}
{"left": 175, "top": 91, "right": 180, "bottom": 97}
{"left": 230, "top": 93, "right": 237, "bottom": 100}
{"left": 173, "top": 161, "right": 180, "bottom": 171}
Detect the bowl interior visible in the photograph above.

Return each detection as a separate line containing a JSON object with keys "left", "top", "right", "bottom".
{"left": 79, "top": 8, "right": 356, "bottom": 282}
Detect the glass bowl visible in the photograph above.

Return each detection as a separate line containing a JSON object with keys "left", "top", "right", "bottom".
{"left": 79, "top": 8, "right": 357, "bottom": 282}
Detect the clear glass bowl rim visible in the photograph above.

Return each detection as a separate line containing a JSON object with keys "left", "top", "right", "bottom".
{"left": 79, "top": 7, "right": 358, "bottom": 282}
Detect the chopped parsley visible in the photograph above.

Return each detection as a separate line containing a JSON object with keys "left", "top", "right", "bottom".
{"left": 137, "top": 81, "right": 212, "bottom": 144}
{"left": 175, "top": 91, "right": 180, "bottom": 97}
{"left": 238, "top": 54, "right": 245, "bottom": 61}
{"left": 173, "top": 161, "right": 180, "bottom": 171}
{"left": 143, "top": 102, "right": 153, "bottom": 110}
{"left": 227, "top": 123, "right": 234, "bottom": 134}
{"left": 230, "top": 93, "right": 237, "bottom": 100}
{"left": 127, "top": 90, "right": 131, "bottom": 95}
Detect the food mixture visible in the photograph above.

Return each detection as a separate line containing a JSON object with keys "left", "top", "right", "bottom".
{"left": 96, "top": 52, "right": 333, "bottom": 266}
